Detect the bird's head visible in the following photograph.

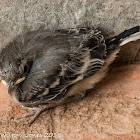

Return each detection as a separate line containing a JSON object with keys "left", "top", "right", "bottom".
{"left": 0, "top": 47, "right": 33, "bottom": 94}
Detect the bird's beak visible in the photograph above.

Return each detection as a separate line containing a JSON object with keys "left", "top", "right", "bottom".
{"left": 8, "top": 77, "right": 26, "bottom": 94}
{"left": 8, "top": 82, "right": 14, "bottom": 94}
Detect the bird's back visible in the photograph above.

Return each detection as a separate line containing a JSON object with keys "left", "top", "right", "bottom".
{"left": 14, "top": 27, "right": 107, "bottom": 105}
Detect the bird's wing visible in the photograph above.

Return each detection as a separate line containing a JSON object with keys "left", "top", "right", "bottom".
{"left": 63, "top": 27, "right": 106, "bottom": 80}
{"left": 15, "top": 33, "right": 70, "bottom": 103}
{"left": 47, "top": 28, "right": 106, "bottom": 102}
{"left": 16, "top": 28, "right": 106, "bottom": 105}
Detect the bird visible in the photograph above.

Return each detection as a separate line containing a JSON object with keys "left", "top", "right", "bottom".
{"left": 0, "top": 26, "right": 140, "bottom": 126}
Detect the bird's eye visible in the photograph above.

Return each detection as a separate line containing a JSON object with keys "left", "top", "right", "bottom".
{"left": 24, "top": 65, "right": 28, "bottom": 73}
{"left": 2, "top": 71, "right": 6, "bottom": 75}
{"left": 23, "top": 60, "right": 33, "bottom": 74}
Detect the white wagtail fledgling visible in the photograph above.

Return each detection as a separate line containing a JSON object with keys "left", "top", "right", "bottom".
{"left": 0, "top": 26, "right": 140, "bottom": 126}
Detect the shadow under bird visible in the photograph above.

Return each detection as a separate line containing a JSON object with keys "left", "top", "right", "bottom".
{"left": 0, "top": 26, "right": 140, "bottom": 126}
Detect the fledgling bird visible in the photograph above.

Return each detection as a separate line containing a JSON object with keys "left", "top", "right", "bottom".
{"left": 0, "top": 26, "right": 140, "bottom": 126}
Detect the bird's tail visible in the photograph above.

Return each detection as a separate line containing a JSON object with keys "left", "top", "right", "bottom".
{"left": 105, "top": 26, "right": 140, "bottom": 55}
{"left": 106, "top": 26, "right": 140, "bottom": 46}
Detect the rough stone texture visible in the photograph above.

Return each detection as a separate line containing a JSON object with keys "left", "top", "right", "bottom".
{"left": 0, "top": 64, "right": 140, "bottom": 140}
{"left": 0, "top": 0, "right": 140, "bottom": 140}
{"left": 0, "top": 0, "right": 140, "bottom": 63}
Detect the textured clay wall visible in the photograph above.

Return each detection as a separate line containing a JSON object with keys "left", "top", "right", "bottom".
{"left": 0, "top": 0, "right": 140, "bottom": 140}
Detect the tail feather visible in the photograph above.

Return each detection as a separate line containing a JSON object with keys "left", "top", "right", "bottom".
{"left": 105, "top": 26, "right": 140, "bottom": 56}
{"left": 106, "top": 26, "right": 140, "bottom": 46}
{"left": 119, "top": 31, "right": 140, "bottom": 46}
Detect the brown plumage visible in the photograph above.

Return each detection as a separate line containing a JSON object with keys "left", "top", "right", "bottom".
{"left": 0, "top": 26, "right": 140, "bottom": 126}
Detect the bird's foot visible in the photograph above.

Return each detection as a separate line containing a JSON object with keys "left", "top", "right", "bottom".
{"left": 27, "top": 105, "right": 50, "bottom": 126}
{"left": 10, "top": 93, "right": 85, "bottom": 126}
{"left": 10, "top": 111, "right": 35, "bottom": 120}
{"left": 10, "top": 105, "right": 49, "bottom": 126}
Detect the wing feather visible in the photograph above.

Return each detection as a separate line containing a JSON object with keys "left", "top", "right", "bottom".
{"left": 16, "top": 28, "right": 107, "bottom": 104}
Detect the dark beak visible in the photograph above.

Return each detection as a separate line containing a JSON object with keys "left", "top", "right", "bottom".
{"left": 8, "top": 82, "right": 14, "bottom": 94}
{"left": 7, "top": 77, "right": 26, "bottom": 94}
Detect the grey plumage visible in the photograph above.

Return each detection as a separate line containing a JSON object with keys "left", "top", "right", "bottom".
{"left": 0, "top": 26, "right": 140, "bottom": 125}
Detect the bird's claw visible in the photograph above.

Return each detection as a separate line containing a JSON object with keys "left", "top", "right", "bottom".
{"left": 10, "top": 116, "right": 17, "bottom": 119}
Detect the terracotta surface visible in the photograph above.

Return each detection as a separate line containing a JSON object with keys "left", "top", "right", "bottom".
{"left": 0, "top": 64, "right": 140, "bottom": 140}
